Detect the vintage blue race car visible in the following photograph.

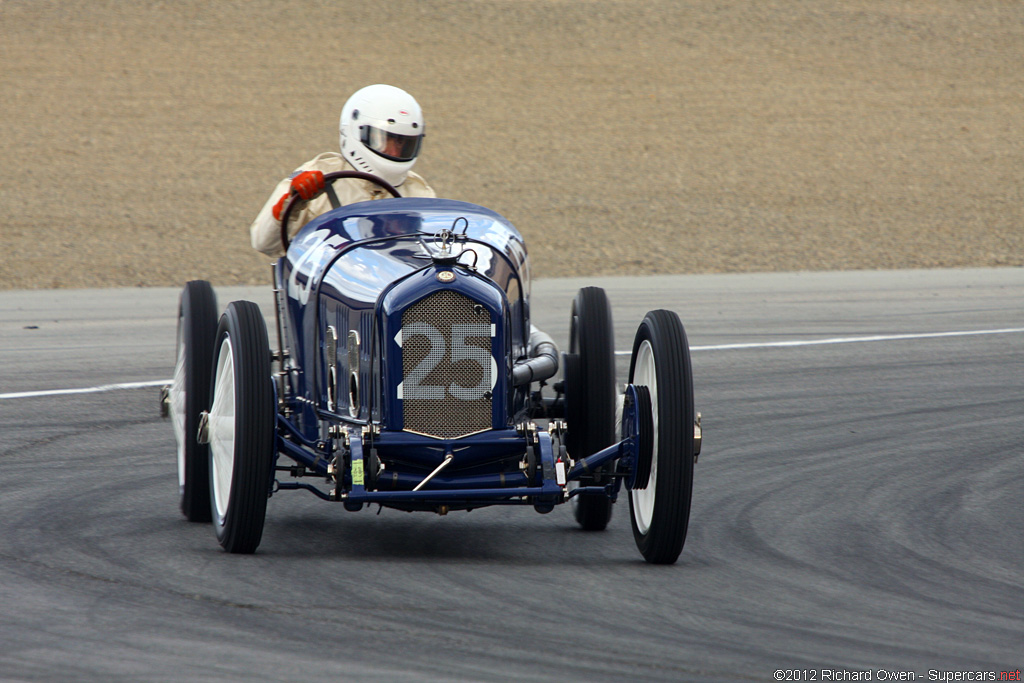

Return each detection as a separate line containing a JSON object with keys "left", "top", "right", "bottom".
{"left": 166, "top": 171, "right": 701, "bottom": 564}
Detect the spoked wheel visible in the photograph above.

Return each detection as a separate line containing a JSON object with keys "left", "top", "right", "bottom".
{"left": 208, "top": 301, "right": 275, "bottom": 554}
{"left": 171, "top": 280, "right": 217, "bottom": 522}
{"left": 564, "top": 287, "right": 617, "bottom": 531}
{"left": 627, "top": 310, "right": 695, "bottom": 564}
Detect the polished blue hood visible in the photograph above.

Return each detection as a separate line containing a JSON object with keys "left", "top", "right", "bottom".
{"left": 284, "top": 197, "right": 530, "bottom": 312}
{"left": 277, "top": 197, "right": 532, "bottom": 437}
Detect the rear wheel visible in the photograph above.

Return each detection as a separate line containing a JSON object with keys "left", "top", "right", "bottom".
{"left": 565, "top": 287, "right": 616, "bottom": 531}
{"left": 171, "top": 280, "right": 217, "bottom": 523}
{"left": 208, "top": 301, "right": 275, "bottom": 554}
{"left": 627, "top": 310, "right": 695, "bottom": 564}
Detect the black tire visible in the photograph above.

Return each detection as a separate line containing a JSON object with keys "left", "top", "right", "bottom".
{"left": 627, "top": 310, "right": 695, "bottom": 564}
{"left": 565, "top": 287, "right": 617, "bottom": 531}
{"left": 172, "top": 280, "right": 217, "bottom": 523}
{"left": 207, "top": 301, "right": 275, "bottom": 554}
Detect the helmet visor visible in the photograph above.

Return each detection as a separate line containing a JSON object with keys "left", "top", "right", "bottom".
{"left": 360, "top": 126, "right": 422, "bottom": 162}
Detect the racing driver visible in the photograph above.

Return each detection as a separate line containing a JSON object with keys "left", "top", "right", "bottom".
{"left": 250, "top": 84, "right": 436, "bottom": 257}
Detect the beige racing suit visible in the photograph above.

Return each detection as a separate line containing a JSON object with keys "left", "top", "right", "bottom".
{"left": 249, "top": 151, "right": 436, "bottom": 257}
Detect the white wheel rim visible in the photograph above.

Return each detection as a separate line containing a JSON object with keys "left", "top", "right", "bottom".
{"left": 631, "top": 340, "right": 658, "bottom": 535}
{"left": 171, "top": 319, "right": 187, "bottom": 492}
{"left": 209, "top": 336, "right": 236, "bottom": 524}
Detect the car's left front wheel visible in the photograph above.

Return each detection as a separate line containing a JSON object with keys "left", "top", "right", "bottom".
{"left": 208, "top": 301, "right": 275, "bottom": 554}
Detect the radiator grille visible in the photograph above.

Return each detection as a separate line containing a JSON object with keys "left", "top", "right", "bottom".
{"left": 401, "top": 290, "right": 493, "bottom": 439}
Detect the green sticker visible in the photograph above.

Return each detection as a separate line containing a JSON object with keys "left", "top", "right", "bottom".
{"left": 352, "top": 459, "right": 365, "bottom": 486}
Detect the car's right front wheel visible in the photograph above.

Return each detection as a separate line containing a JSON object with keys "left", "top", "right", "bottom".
{"left": 207, "top": 301, "right": 275, "bottom": 554}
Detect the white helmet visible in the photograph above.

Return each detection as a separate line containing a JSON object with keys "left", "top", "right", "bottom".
{"left": 339, "top": 84, "right": 425, "bottom": 188}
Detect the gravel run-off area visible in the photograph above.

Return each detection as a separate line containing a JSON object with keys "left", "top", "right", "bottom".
{"left": 1, "top": 0, "right": 1022, "bottom": 289}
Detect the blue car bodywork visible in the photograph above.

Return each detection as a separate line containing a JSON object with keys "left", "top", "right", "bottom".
{"left": 170, "top": 184, "right": 696, "bottom": 563}
{"left": 270, "top": 197, "right": 631, "bottom": 512}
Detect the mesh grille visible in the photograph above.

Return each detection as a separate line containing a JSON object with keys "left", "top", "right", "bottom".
{"left": 402, "top": 290, "right": 493, "bottom": 439}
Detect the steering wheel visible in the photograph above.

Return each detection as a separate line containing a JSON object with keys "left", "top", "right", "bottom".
{"left": 279, "top": 171, "right": 402, "bottom": 252}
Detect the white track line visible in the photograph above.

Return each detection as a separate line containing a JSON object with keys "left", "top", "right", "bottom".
{"left": 0, "top": 379, "right": 171, "bottom": 400}
{"left": 2, "top": 327, "right": 1022, "bottom": 400}
{"left": 614, "top": 327, "right": 1024, "bottom": 354}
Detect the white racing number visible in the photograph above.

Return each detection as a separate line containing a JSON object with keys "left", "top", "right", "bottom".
{"left": 397, "top": 322, "right": 497, "bottom": 401}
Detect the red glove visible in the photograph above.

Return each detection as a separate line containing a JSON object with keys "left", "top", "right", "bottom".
{"left": 291, "top": 170, "right": 325, "bottom": 200}
{"left": 272, "top": 192, "right": 290, "bottom": 221}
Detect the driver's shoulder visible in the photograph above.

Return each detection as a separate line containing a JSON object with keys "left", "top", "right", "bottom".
{"left": 402, "top": 170, "right": 436, "bottom": 197}
{"left": 302, "top": 151, "right": 346, "bottom": 173}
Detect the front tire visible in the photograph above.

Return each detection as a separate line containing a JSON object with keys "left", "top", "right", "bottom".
{"left": 627, "top": 310, "right": 695, "bottom": 564}
{"left": 208, "top": 301, "right": 275, "bottom": 554}
{"left": 171, "top": 280, "right": 217, "bottom": 523}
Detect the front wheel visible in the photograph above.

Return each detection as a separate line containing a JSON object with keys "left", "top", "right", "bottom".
{"left": 208, "top": 301, "right": 275, "bottom": 554}
{"left": 627, "top": 310, "right": 695, "bottom": 564}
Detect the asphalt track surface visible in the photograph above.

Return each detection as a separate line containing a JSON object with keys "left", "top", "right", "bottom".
{"left": 1, "top": 269, "right": 1021, "bottom": 682}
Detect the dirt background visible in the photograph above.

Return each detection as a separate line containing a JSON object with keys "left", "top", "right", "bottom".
{"left": 1, "top": 0, "right": 1022, "bottom": 290}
